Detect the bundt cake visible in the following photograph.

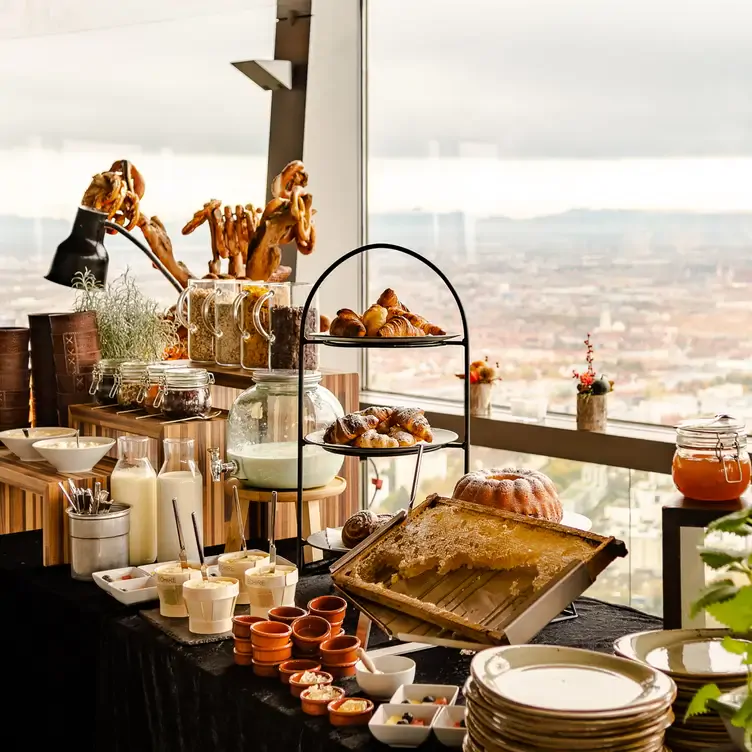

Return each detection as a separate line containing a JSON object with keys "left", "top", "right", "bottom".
{"left": 452, "top": 468, "right": 563, "bottom": 522}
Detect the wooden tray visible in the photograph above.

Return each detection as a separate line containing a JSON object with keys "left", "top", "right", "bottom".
{"left": 332, "top": 495, "right": 627, "bottom": 645}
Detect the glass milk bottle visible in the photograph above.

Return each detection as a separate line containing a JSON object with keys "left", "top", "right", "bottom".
{"left": 110, "top": 436, "right": 157, "bottom": 565}
{"left": 157, "top": 438, "right": 203, "bottom": 562}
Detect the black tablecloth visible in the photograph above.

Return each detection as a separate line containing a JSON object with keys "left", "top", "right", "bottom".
{"left": 0, "top": 531, "right": 661, "bottom": 752}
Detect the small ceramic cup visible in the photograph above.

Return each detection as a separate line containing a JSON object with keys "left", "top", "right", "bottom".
{"left": 289, "top": 670, "right": 333, "bottom": 699}
{"left": 250, "top": 620, "right": 293, "bottom": 649}
{"left": 301, "top": 686, "right": 346, "bottom": 716}
{"left": 278, "top": 659, "right": 322, "bottom": 685}
{"left": 328, "top": 696, "right": 374, "bottom": 726}
{"left": 320, "top": 635, "right": 360, "bottom": 666}
{"left": 234, "top": 636, "right": 255, "bottom": 655}
{"left": 268, "top": 605, "right": 308, "bottom": 627}
{"left": 182, "top": 576, "right": 240, "bottom": 635}
{"left": 308, "top": 595, "right": 347, "bottom": 628}
{"left": 291, "top": 615, "right": 331, "bottom": 657}
{"left": 252, "top": 642, "right": 293, "bottom": 664}
{"left": 155, "top": 564, "right": 201, "bottom": 618}
{"left": 232, "top": 615, "right": 267, "bottom": 639}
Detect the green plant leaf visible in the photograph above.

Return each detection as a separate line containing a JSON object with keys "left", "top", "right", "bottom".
{"left": 731, "top": 693, "right": 752, "bottom": 729}
{"left": 722, "top": 636, "right": 752, "bottom": 655}
{"left": 707, "top": 508, "right": 752, "bottom": 536}
{"left": 700, "top": 548, "right": 747, "bottom": 569}
{"left": 691, "top": 579, "right": 739, "bottom": 618}
{"left": 684, "top": 684, "right": 722, "bottom": 720}
{"left": 707, "top": 588, "right": 752, "bottom": 633}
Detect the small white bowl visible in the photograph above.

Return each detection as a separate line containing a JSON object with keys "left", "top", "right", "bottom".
{"left": 433, "top": 705, "right": 466, "bottom": 748}
{"left": 32, "top": 436, "right": 115, "bottom": 473}
{"left": 0, "top": 427, "right": 78, "bottom": 461}
{"left": 390, "top": 683, "right": 459, "bottom": 707}
{"left": 355, "top": 655, "right": 417, "bottom": 700}
{"left": 369, "top": 703, "right": 439, "bottom": 748}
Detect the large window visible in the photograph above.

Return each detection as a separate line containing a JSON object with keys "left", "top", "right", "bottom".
{"left": 0, "top": 1, "right": 274, "bottom": 321}
{"left": 366, "top": 0, "right": 752, "bottom": 426}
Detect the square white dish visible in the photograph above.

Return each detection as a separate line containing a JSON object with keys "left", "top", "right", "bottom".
{"left": 369, "top": 704, "right": 439, "bottom": 748}
{"left": 390, "top": 684, "right": 459, "bottom": 707}
{"left": 433, "top": 705, "right": 466, "bottom": 748}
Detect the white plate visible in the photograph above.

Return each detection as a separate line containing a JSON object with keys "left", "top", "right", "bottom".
{"left": 305, "top": 428, "right": 459, "bottom": 455}
{"left": 310, "top": 333, "right": 460, "bottom": 348}
{"left": 470, "top": 645, "right": 676, "bottom": 717}
{"left": 614, "top": 628, "right": 749, "bottom": 679}
{"left": 308, "top": 511, "right": 592, "bottom": 554}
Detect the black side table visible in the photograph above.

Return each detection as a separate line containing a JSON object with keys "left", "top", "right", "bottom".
{"left": 662, "top": 495, "right": 749, "bottom": 629}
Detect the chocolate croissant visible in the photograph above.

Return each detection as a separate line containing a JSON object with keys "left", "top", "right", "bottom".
{"left": 324, "top": 413, "right": 379, "bottom": 444}
{"left": 330, "top": 308, "right": 366, "bottom": 338}
{"left": 377, "top": 316, "right": 425, "bottom": 338}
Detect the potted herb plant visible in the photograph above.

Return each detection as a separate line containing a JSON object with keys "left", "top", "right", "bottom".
{"left": 456, "top": 356, "right": 502, "bottom": 417}
{"left": 687, "top": 507, "right": 752, "bottom": 750}
{"left": 572, "top": 333, "right": 613, "bottom": 432}
{"left": 73, "top": 270, "right": 179, "bottom": 361}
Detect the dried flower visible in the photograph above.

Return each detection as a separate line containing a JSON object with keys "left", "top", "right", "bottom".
{"left": 456, "top": 355, "right": 502, "bottom": 384}
{"left": 572, "top": 333, "right": 614, "bottom": 395}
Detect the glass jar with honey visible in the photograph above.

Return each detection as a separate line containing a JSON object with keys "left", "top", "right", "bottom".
{"left": 672, "top": 414, "right": 751, "bottom": 501}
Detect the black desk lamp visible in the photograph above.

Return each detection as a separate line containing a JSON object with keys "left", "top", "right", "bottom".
{"left": 46, "top": 206, "right": 183, "bottom": 292}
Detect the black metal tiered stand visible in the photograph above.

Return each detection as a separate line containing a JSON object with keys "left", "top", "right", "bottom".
{"left": 294, "top": 243, "right": 471, "bottom": 570}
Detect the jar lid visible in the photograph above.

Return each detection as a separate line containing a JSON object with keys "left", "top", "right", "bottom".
{"left": 147, "top": 363, "right": 178, "bottom": 379}
{"left": 676, "top": 414, "right": 747, "bottom": 450}
{"left": 165, "top": 368, "right": 214, "bottom": 388}
{"left": 252, "top": 369, "right": 321, "bottom": 387}
{"left": 119, "top": 361, "right": 151, "bottom": 380}
{"left": 96, "top": 358, "right": 128, "bottom": 375}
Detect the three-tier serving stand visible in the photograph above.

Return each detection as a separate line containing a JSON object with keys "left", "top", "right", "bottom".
{"left": 294, "top": 243, "right": 471, "bottom": 570}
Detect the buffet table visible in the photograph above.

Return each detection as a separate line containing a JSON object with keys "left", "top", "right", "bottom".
{"left": 0, "top": 530, "right": 661, "bottom": 752}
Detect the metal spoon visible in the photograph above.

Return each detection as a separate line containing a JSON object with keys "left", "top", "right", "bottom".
{"left": 191, "top": 511, "right": 207, "bottom": 581}
{"left": 268, "top": 490, "right": 277, "bottom": 573}
{"left": 233, "top": 485, "right": 247, "bottom": 552}
{"left": 173, "top": 497, "right": 188, "bottom": 570}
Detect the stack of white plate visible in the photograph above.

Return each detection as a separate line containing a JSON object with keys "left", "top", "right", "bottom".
{"left": 615, "top": 628, "right": 749, "bottom": 752}
{"left": 464, "top": 645, "right": 676, "bottom": 752}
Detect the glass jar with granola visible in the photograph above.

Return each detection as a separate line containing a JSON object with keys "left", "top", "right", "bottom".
{"left": 233, "top": 282, "right": 290, "bottom": 371}
{"left": 115, "top": 361, "right": 150, "bottom": 409}
{"left": 176, "top": 279, "right": 215, "bottom": 363}
{"left": 211, "top": 280, "right": 243, "bottom": 367}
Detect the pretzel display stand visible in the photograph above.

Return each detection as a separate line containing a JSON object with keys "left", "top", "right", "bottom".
{"left": 0, "top": 451, "right": 115, "bottom": 565}
{"left": 225, "top": 476, "right": 347, "bottom": 564}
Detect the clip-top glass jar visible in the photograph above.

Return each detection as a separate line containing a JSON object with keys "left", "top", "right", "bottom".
{"left": 140, "top": 363, "right": 177, "bottom": 415}
{"left": 89, "top": 358, "right": 127, "bottom": 405}
{"left": 115, "top": 361, "right": 150, "bottom": 408}
{"left": 176, "top": 279, "right": 215, "bottom": 363}
{"left": 156, "top": 367, "right": 214, "bottom": 420}
{"left": 207, "top": 280, "right": 243, "bottom": 367}
{"left": 226, "top": 369, "right": 344, "bottom": 489}
{"left": 673, "top": 414, "right": 751, "bottom": 501}
{"left": 233, "top": 282, "right": 290, "bottom": 370}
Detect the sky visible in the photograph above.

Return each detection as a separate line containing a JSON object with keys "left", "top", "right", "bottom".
{"left": 2, "top": 0, "right": 752, "bottom": 218}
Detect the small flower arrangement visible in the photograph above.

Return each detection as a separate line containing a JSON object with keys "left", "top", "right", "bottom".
{"left": 572, "top": 333, "right": 613, "bottom": 396}
{"left": 456, "top": 356, "right": 502, "bottom": 384}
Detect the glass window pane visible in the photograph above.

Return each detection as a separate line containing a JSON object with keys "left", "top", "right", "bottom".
{"left": 367, "top": 1, "right": 752, "bottom": 426}
{"left": 0, "top": 3, "right": 274, "bottom": 322}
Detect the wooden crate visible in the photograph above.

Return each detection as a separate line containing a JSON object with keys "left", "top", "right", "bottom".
{"left": 67, "top": 405, "right": 228, "bottom": 547}
{"left": 0, "top": 452, "right": 115, "bottom": 565}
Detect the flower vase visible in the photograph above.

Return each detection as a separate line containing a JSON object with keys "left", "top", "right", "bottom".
{"left": 470, "top": 382, "right": 493, "bottom": 417}
{"left": 576, "top": 393, "right": 607, "bottom": 432}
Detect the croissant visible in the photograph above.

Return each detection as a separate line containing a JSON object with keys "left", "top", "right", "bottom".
{"left": 377, "top": 288, "right": 409, "bottom": 311}
{"left": 353, "top": 429, "right": 399, "bottom": 449}
{"left": 393, "top": 407, "right": 433, "bottom": 442}
{"left": 362, "top": 304, "right": 388, "bottom": 337}
{"left": 377, "top": 316, "right": 425, "bottom": 338}
{"left": 330, "top": 308, "right": 366, "bottom": 338}
{"left": 375, "top": 419, "right": 391, "bottom": 434}
{"left": 358, "top": 406, "right": 394, "bottom": 424}
{"left": 401, "top": 311, "right": 446, "bottom": 336}
{"left": 385, "top": 306, "right": 408, "bottom": 322}
{"left": 324, "top": 413, "right": 379, "bottom": 444}
{"left": 388, "top": 426, "right": 417, "bottom": 447}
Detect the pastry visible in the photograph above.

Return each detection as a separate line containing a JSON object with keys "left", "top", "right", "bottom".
{"left": 453, "top": 468, "right": 563, "bottom": 523}
{"left": 388, "top": 426, "right": 417, "bottom": 447}
{"left": 357, "top": 406, "right": 394, "bottom": 423}
{"left": 330, "top": 309, "right": 366, "bottom": 338}
{"left": 324, "top": 414, "right": 379, "bottom": 444}
{"left": 377, "top": 288, "right": 409, "bottom": 311}
{"left": 377, "top": 317, "right": 425, "bottom": 338}
{"left": 400, "top": 312, "right": 446, "bottom": 336}
{"left": 341, "top": 510, "right": 393, "bottom": 548}
{"left": 392, "top": 407, "right": 433, "bottom": 442}
{"left": 362, "top": 304, "right": 388, "bottom": 337}
{"left": 353, "top": 430, "right": 400, "bottom": 449}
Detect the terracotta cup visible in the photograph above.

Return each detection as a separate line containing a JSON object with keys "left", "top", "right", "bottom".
{"left": 268, "top": 606, "right": 308, "bottom": 627}
{"left": 323, "top": 661, "right": 358, "bottom": 679}
{"left": 327, "top": 696, "right": 374, "bottom": 726}
{"left": 278, "top": 659, "right": 321, "bottom": 685}
{"left": 291, "top": 615, "right": 331, "bottom": 657}
{"left": 320, "top": 635, "right": 360, "bottom": 666}
{"left": 301, "top": 686, "right": 345, "bottom": 717}
{"left": 234, "top": 637, "right": 254, "bottom": 655}
{"left": 252, "top": 660, "right": 281, "bottom": 678}
{"left": 232, "top": 615, "right": 267, "bottom": 639}
{"left": 250, "top": 620, "right": 292, "bottom": 650}
{"left": 252, "top": 642, "right": 293, "bottom": 664}
{"left": 233, "top": 649, "right": 253, "bottom": 666}
{"left": 289, "top": 670, "right": 333, "bottom": 699}
{"left": 308, "top": 595, "right": 347, "bottom": 628}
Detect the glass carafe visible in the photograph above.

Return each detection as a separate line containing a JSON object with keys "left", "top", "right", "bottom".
{"left": 157, "top": 438, "right": 203, "bottom": 562}
{"left": 176, "top": 279, "right": 215, "bottom": 363}
{"left": 110, "top": 436, "right": 157, "bottom": 565}
{"left": 226, "top": 370, "right": 344, "bottom": 489}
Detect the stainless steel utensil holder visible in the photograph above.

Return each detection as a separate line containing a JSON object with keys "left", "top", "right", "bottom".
{"left": 66, "top": 503, "right": 131, "bottom": 580}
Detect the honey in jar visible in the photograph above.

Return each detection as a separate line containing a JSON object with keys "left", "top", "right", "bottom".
{"left": 672, "top": 414, "right": 751, "bottom": 502}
